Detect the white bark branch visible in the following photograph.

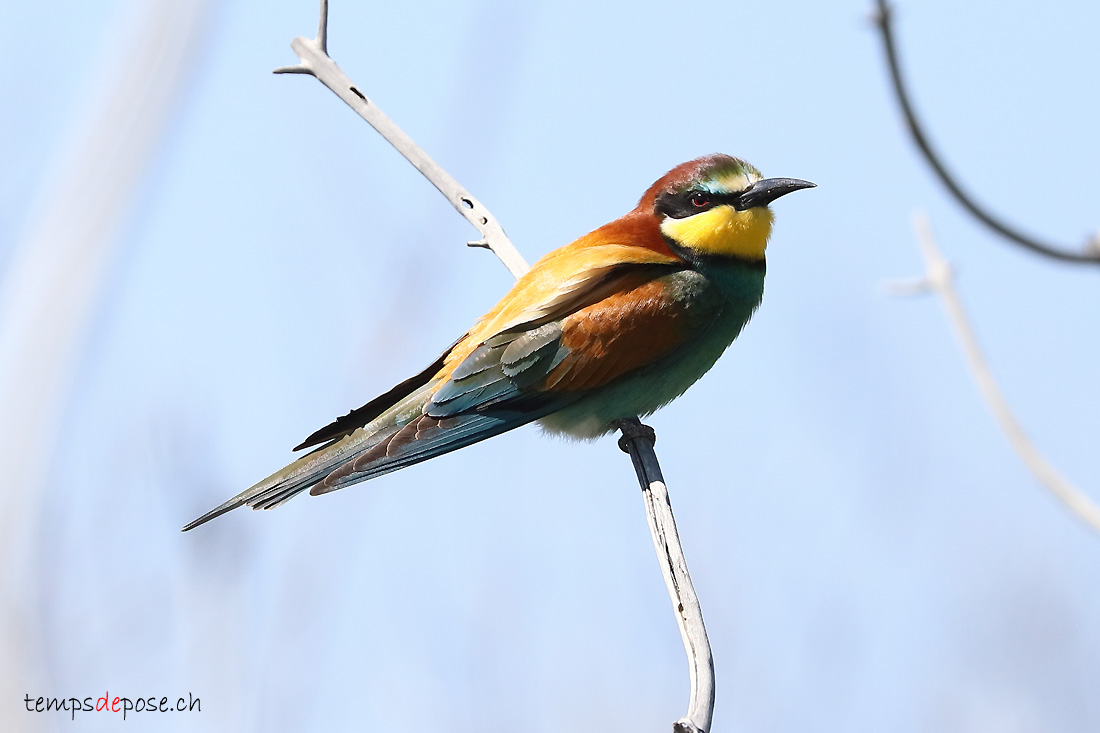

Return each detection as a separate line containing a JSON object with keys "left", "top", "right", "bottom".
{"left": 896, "top": 212, "right": 1100, "bottom": 534}
{"left": 616, "top": 419, "right": 715, "bottom": 733}
{"left": 276, "top": 3, "right": 716, "bottom": 729}
{"left": 274, "top": 0, "right": 529, "bottom": 278}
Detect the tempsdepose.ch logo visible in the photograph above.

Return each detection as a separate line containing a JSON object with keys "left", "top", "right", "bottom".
{"left": 24, "top": 691, "right": 201, "bottom": 721}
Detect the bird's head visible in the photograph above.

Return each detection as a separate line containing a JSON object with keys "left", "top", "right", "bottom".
{"left": 640, "top": 154, "right": 814, "bottom": 262}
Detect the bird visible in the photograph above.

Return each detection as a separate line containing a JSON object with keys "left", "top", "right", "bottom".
{"left": 183, "top": 154, "right": 813, "bottom": 531}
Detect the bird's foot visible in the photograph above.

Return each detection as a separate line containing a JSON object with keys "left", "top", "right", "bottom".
{"left": 614, "top": 417, "right": 656, "bottom": 453}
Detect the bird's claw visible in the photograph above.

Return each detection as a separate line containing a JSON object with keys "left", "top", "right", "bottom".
{"left": 614, "top": 418, "right": 656, "bottom": 453}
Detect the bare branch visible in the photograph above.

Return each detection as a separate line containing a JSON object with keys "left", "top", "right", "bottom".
{"left": 617, "top": 419, "right": 715, "bottom": 733}
{"left": 278, "top": 5, "right": 718, "bottom": 729}
{"left": 872, "top": 0, "right": 1100, "bottom": 265}
{"left": 898, "top": 212, "right": 1100, "bottom": 533}
{"left": 274, "top": 0, "right": 530, "bottom": 278}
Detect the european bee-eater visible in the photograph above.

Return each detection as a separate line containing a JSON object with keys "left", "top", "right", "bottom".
{"left": 184, "top": 154, "right": 813, "bottom": 531}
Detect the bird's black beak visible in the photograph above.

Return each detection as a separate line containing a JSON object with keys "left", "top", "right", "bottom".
{"left": 735, "top": 177, "right": 816, "bottom": 210}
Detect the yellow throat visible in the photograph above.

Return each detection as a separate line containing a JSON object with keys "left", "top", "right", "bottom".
{"left": 660, "top": 204, "right": 775, "bottom": 261}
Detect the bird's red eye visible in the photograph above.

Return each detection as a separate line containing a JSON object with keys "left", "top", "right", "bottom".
{"left": 690, "top": 192, "right": 709, "bottom": 207}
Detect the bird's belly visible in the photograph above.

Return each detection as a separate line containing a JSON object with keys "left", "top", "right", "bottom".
{"left": 537, "top": 303, "right": 753, "bottom": 439}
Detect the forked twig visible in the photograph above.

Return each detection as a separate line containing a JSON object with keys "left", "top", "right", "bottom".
{"left": 274, "top": 0, "right": 529, "bottom": 277}
{"left": 872, "top": 0, "right": 1100, "bottom": 265}
{"left": 277, "top": 3, "right": 716, "bottom": 730}
{"left": 888, "top": 212, "right": 1100, "bottom": 533}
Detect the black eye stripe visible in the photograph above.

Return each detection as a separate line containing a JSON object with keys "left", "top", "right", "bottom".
{"left": 655, "top": 190, "right": 744, "bottom": 219}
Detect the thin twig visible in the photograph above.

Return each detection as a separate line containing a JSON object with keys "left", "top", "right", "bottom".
{"left": 277, "top": 3, "right": 717, "bottom": 730}
{"left": 872, "top": 0, "right": 1100, "bottom": 265}
{"left": 616, "top": 419, "right": 715, "bottom": 733}
{"left": 893, "top": 212, "right": 1100, "bottom": 533}
{"left": 274, "top": 0, "right": 529, "bottom": 278}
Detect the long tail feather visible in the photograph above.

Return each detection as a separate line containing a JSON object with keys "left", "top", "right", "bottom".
{"left": 311, "top": 409, "right": 543, "bottom": 495}
{"left": 181, "top": 385, "right": 434, "bottom": 531}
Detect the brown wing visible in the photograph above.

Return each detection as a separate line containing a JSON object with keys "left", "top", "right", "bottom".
{"left": 293, "top": 336, "right": 464, "bottom": 452}
{"left": 535, "top": 270, "right": 718, "bottom": 394}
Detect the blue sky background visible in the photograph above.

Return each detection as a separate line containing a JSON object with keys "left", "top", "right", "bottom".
{"left": 2, "top": 0, "right": 1099, "bottom": 731}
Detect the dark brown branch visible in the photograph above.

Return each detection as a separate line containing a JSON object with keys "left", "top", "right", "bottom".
{"left": 872, "top": 0, "right": 1100, "bottom": 265}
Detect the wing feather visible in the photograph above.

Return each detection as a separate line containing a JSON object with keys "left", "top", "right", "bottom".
{"left": 184, "top": 214, "right": 695, "bottom": 529}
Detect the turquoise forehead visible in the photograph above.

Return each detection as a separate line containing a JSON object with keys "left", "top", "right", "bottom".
{"left": 677, "top": 157, "right": 763, "bottom": 194}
